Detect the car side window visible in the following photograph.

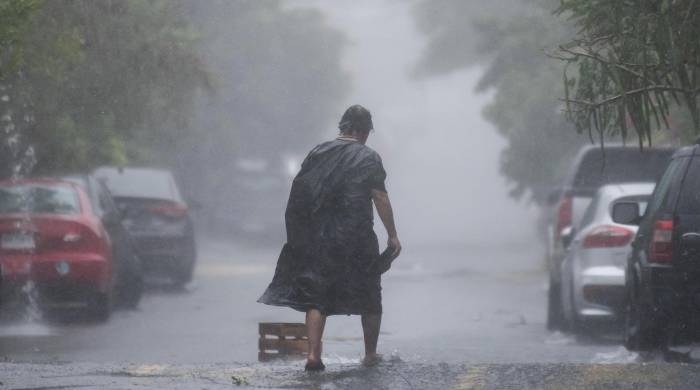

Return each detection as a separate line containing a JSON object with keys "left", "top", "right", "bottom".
{"left": 643, "top": 158, "right": 683, "bottom": 223}
{"left": 677, "top": 158, "right": 700, "bottom": 214}
{"left": 97, "top": 182, "right": 118, "bottom": 215}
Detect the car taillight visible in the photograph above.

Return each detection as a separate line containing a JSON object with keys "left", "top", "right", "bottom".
{"left": 649, "top": 219, "right": 674, "bottom": 263}
{"left": 150, "top": 202, "right": 188, "bottom": 218}
{"left": 582, "top": 225, "right": 634, "bottom": 248}
{"left": 60, "top": 228, "right": 102, "bottom": 253}
{"left": 556, "top": 196, "right": 573, "bottom": 238}
{"left": 38, "top": 225, "right": 103, "bottom": 254}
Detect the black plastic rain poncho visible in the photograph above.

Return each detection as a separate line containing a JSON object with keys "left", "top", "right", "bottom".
{"left": 258, "top": 138, "right": 387, "bottom": 315}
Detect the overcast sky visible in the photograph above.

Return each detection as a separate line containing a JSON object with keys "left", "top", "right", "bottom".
{"left": 289, "top": 0, "right": 537, "bottom": 247}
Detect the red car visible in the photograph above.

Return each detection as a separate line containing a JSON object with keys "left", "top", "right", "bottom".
{"left": 0, "top": 179, "right": 114, "bottom": 320}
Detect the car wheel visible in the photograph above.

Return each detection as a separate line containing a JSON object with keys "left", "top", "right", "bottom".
{"left": 624, "top": 279, "right": 660, "bottom": 351}
{"left": 172, "top": 239, "right": 196, "bottom": 286}
{"left": 89, "top": 292, "right": 112, "bottom": 322}
{"left": 547, "top": 275, "right": 565, "bottom": 331}
{"left": 172, "top": 252, "right": 195, "bottom": 287}
{"left": 563, "top": 278, "right": 582, "bottom": 334}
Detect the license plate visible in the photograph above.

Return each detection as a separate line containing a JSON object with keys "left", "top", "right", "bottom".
{"left": 1, "top": 232, "right": 35, "bottom": 250}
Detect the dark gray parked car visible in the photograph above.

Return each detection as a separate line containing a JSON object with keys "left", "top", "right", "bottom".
{"left": 94, "top": 167, "right": 196, "bottom": 286}
{"left": 614, "top": 143, "right": 700, "bottom": 351}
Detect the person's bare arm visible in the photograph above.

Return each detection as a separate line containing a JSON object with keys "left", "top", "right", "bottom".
{"left": 371, "top": 189, "right": 401, "bottom": 258}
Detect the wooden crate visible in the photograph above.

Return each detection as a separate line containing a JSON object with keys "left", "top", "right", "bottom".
{"left": 258, "top": 322, "right": 312, "bottom": 362}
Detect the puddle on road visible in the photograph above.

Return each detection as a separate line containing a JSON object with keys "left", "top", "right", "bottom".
{"left": 545, "top": 331, "right": 576, "bottom": 345}
{"left": 0, "top": 322, "right": 55, "bottom": 338}
{"left": 591, "top": 347, "right": 639, "bottom": 363}
{"left": 196, "top": 263, "right": 272, "bottom": 278}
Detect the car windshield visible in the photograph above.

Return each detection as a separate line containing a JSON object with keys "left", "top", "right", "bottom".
{"left": 0, "top": 184, "right": 81, "bottom": 215}
{"left": 96, "top": 169, "right": 181, "bottom": 201}
{"left": 572, "top": 149, "right": 671, "bottom": 190}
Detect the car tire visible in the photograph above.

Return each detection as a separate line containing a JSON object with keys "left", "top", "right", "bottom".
{"left": 563, "top": 278, "right": 582, "bottom": 334}
{"left": 172, "top": 238, "right": 196, "bottom": 287}
{"left": 89, "top": 292, "right": 112, "bottom": 322}
{"left": 118, "top": 252, "right": 144, "bottom": 309}
{"left": 172, "top": 260, "right": 194, "bottom": 286}
{"left": 172, "top": 251, "right": 195, "bottom": 287}
{"left": 624, "top": 279, "right": 660, "bottom": 351}
{"left": 547, "top": 275, "right": 566, "bottom": 331}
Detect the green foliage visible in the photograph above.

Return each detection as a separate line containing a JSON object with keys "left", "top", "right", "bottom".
{"left": 158, "top": 1, "right": 348, "bottom": 214}
{"left": 1, "top": 1, "right": 347, "bottom": 182}
{"left": 0, "top": 0, "right": 42, "bottom": 77}
{"left": 555, "top": 0, "right": 700, "bottom": 145}
{"left": 0, "top": 0, "right": 209, "bottom": 177}
{"left": 1, "top": 0, "right": 348, "bottom": 232}
{"left": 414, "top": 0, "right": 585, "bottom": 202}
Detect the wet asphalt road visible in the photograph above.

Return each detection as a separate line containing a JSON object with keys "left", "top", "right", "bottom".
{"left": 2, "top": 238, "right": 700, "bottom": 388}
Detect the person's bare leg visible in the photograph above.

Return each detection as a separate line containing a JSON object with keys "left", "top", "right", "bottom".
{"left": 306, "top": 309, "right": 326, "bottom": 365}
{"left": 361, "top": 313, "right": 382, "bottom": 365}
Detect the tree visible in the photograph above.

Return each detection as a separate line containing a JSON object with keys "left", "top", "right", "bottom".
{"left": 0, "top": 0, "right": 41, "bottom": 78}
{"left": 414, "top": 0, "right": 584, "bottom": 202}
{"left": 157, "top": 1, "right": 349, "bottom": 233}
{"left": 554, "top": 0, "right": 700, "bottom": 146}
{"left": 0, "top": 0, "right": 42, "bottom": 177}
{"left": 0, "top": 0, "right": 209, "bottom": 177}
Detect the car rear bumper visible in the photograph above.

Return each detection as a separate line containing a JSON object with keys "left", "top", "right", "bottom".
{"left": 642, "top": 266, "right": 700, "bottom": 312}
{"left": 1, "top": 280, "right": 105, "bottom": 309}
{"left": 127, "top": 235, "right": 195, "bottom": 279}
{"left": 130, "top": 235, "right": 194, "bottom": 259}
{"left": 1, "top": 254, "right": 111, "bottom": 293}
{"left": 0, "top": 255, "right": 112, "bottom": 308}
{"left": 573, "top": 265, "right": 625, "bottom": 319}
{"left": 639, "top": 265, "right": 700, "bottom": 342}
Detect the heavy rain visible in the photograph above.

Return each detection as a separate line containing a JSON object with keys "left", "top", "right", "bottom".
{"left": 1, "top": 1, "right": 700, "bottom": 389}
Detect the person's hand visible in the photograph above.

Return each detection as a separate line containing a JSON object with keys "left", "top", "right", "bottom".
{"left": 388, "top": 236, "right": 402, "bottom": 259}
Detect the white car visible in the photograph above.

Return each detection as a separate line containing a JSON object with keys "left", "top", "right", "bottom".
{"left": 560, "top": 182, "right": 655, "bottom": 332}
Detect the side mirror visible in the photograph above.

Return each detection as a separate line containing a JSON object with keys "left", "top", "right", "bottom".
{"left": 560, "top": 225, "right": 575, "bottom": 248}
{"left": 612, "top": 202, "right": 641, "bottom": 225}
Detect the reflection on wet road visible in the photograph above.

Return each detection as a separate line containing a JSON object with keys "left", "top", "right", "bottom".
{"left": 0, "top": 239, "right": 669, "bottom": 363}
{"left": 1, "top": 239, "right": 700, "bottom": 388}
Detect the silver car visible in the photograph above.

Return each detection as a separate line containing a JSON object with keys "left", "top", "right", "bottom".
{"left": 545, "top": 146, "right": 672, "bottom": 330}
{"left": 560, "top": 182, "right": 655, "bottom": 331}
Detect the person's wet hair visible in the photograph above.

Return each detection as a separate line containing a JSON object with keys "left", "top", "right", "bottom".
{"left": 339, "top": 104, "right": 373, "bottom": 134}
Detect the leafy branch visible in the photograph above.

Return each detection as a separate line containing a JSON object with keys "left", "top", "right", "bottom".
{"left": 554, "top": 0, "right": 700, "bottom": 146}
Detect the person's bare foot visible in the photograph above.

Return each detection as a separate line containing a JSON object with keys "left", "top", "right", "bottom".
{"left": 362, "top": 353, "right": 383, "bottom": 367}
{"left": 304, "top": 359, "right": 325, "bottom": 372}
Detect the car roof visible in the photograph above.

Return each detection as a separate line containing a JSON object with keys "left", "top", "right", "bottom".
{"left": 60, "top": 174, "right": 90, "bottom": 185}
{"left": 596, "top": 182, "right": 657, "bottom": 198}
{"left": 561, "top": 145, "right": 674, "bottom": 193}
{"left": 0, "top": 177, "right": 78, "bottom": 187}
{"left": 672, "top": 144, "right": 698, "bottom": 158}
{"left": 93, "top": 166, "right": 181, "bottom": 201}
{"left": 94, "top": 166, "right": 173, "bottom": 176}
{"left": 574, "top": 143, "right": 674, "bottom": 155}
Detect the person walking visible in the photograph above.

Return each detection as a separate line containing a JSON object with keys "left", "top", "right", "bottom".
{"left": 258, "top": 104, "right": 401, "bottom": 371}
